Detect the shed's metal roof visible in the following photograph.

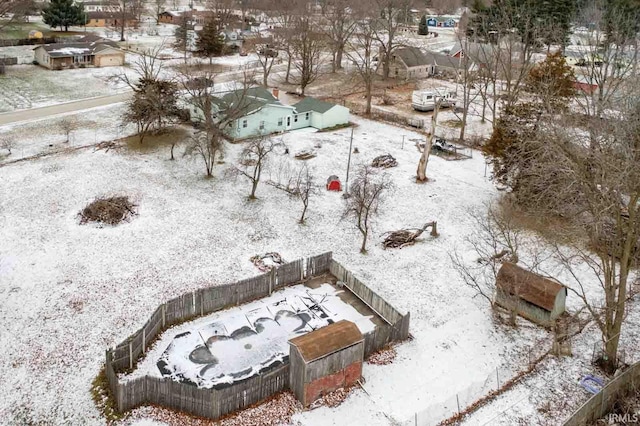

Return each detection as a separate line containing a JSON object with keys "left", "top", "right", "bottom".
{"left": 289, "top": 320, "right": 363, "bottom": 363}
{"left": 497, "top": 262, "right": 565, "bottom": 312}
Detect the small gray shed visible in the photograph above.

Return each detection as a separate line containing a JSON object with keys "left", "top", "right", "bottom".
{"left": 495, "top": 262, "right": 567, "bottom": 327}
{"left": 288, "top": 320, "right": 364, "bottom": 406}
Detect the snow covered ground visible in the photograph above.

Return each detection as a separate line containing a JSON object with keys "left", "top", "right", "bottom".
{"left": 0, "top": 109, "right": 637, "bottom": 425}
{"left": 128, "top": 282, "right": 376, "bottom": 388}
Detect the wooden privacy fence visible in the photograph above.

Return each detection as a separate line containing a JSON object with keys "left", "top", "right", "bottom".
{"left": 330, "top": 259, "right": 411, "bottom": 357}
{"left": 104, "top": 252, "right": 410, "bottom": 420}
{"left": 563, "top": 360, "right": 640, "bottom": 426}
{"left": 109, "top": 252, "right": 333, "bottom": 374}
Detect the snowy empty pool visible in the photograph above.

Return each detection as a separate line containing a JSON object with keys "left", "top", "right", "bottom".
{"left": 131, "top": 282, "right": 378, "bottom": 389}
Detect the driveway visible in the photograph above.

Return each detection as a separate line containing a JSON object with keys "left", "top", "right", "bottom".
{"left": 0, "top": 91, "right": 132, "bottom": 127}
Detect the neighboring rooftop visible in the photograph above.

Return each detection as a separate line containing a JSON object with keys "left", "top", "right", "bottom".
{"left": 394, "top": 46, "right": 432, "bottom": 67}
{"left": 497, "top": 262, "right": 565, "bottom": 312}
{"left": 289, "top": 319, "right": 364, "bottom": 363}
{"left": 35, "top": 41, "right": 120, "bottom": 57}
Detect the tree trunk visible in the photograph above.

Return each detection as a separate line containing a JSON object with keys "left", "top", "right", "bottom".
{"left": 335, "top": 46, "right": 343, "bottom": 70}
{"left": 250, "top": 180, "right": 258, "bottom": 199}
{"left": 417, "top": 100, "right": 440, "bottom": 182}
{"left": 360, "top": 230, "right": 368, "bottom": 253}
{"left": 299, "top": 202, "right": 308, "bottom": 224}
{"left": 365, "top": 79, "right": 372, "bottom": 115}
{"left": 285, "top": 55, "right": 292, "bottom": 83}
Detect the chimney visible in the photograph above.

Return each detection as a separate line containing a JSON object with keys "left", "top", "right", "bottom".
{"left": 272, "top": 87, "right": 279, "bottom": 99}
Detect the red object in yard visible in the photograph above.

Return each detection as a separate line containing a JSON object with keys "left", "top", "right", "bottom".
{"left": 326, "top": 175, "right": 342, "bottom": 191}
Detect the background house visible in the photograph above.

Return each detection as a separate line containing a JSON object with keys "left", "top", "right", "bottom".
{"left": 385, "top": 46, "right": 434, "bottom": 80}
{"left": 495, "top": 262, "right": 567, "bottom": 327}
{"left": 34, "top": 41, "right": 124, "bottom": 69}
{"left": 289, "top": 320, "right": 364, "bottom": 407}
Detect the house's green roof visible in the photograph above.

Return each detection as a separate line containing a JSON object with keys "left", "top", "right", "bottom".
{"left": 293, "top": 97, "right": 336, "bottom": 114}
{"left": 216, "top": 86, "right": 280, "bottom": 115}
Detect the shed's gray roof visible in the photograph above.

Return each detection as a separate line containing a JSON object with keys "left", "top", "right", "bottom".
{"left": 293, "top": 97, "right": 336, "bottom": 114}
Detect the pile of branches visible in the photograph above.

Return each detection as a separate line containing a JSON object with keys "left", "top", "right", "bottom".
{"left": 79, "top": 196, "right": 137, "bottom": 226}
{"left": 383, "top": 221, "right": 438, "bottom": 249}
{"left": 250, "top": 252, "right": 286, "bottom": 272}
{"left": 371, "top": 154, "right": 398, "bottom": 168}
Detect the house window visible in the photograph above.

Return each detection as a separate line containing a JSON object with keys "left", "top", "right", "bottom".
{"left": 242, "top": 120, "right": 247, "bottom": 128}
{"left": 259, "top": 121, "right": 265, "bottom": 130}
{"left": 305, "top": 112, "right": 310, "bottom": 120}
{"left": 294, "top": 115, "right": 298, "bottom": 123}
{"left": 278, "top": 118, "right": 283, "bottom": 126}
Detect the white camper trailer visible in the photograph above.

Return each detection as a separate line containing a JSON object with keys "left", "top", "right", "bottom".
{"left": 411, "top": 87, "right": 456, "bottom": 112}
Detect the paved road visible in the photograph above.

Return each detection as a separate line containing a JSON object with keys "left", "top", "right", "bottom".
{"left": 0, "top": 91, "right": 133, "bottom": 127}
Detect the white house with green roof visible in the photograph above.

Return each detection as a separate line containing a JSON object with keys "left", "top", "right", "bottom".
{"left": 187, "top": 87, "right": 350, "bottom": 140}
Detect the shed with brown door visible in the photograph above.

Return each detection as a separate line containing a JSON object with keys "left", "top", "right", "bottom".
{"left": 289, "top": 320, "right": 364, "bottom": 406}
{"left": 495, "top": 262, "right": 567, "bottom": 327}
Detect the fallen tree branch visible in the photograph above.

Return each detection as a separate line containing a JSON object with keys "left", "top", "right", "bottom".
{"left": 382, "top": 221, "right": 438, "bottom": 249}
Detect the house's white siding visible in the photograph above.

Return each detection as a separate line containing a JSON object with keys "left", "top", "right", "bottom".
{"left": 311, "top": 105, "right": 350, "bottom": 129}
{"left": 34, "top": 47, "right": 51, "bottom": 69}
{"left": 228, "top": 104, "right": 294, "bottom": 140}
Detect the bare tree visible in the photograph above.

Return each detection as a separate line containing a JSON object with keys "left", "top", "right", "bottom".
{"left": 290, "top": 15, "right": 326, "bottom": 95}
{"left": 511, "top": 99, "right": 640, "bottom": 369}
{"left": 245, "top": 36, "right": 281, "bottom": 87}
{"left": 416, "top": 98, "right": 441, "bottom": 182}
{"left": 342, "top": 165, "right": 392, "bottom": 253}
{"left": 184, "top": 130, "right": 224, "bottom": 174}
{"left": 345, "top": 13, "right": 379, "bottom": 114}
{"left": 0, "top": 0, "right": 34, "bottom": 30}
{"left": 154, "top": 0, "right": 166, "bottom": 23}
{"left": 373, "top": 0, "right": 413, "bottom": 80}
{"left": 450, "top": 201, "right": 524, "bottom": 306}
{"left": 58, "top": 117, "right": 78, "bottom": 143}
{"left": 236, "top": 136, "right": 281, "bottom": 199}
{"left": 268, "top": 162, "right": 317, "bottom": 223}
{"left": 180, "top": 68, "right": 255, "bottom": 176}
{"left": 264, "top": 0, "right": 304, "bottom": 83}
{"left": 320, "top": 0, "right": 356, "bottom": 72}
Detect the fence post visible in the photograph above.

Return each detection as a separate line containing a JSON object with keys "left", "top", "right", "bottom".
{"left": 162, "top": 303, "right": 166, "bottom": 328}
{"left": 142, "top": 328, "right": 146, "bottom": 354}
{"left": 129, "top": 341, "right": 133, "bottom": 370}
{"left": 193, "top": 291, "right": 196, "bottom": 316}
{"left": 456, "top": 394, "right": 461, "bottom": 414}
{"left": 496, "top": 368, "right": 500, "bottom": 390}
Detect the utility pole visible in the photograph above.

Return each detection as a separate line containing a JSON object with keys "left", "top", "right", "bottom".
{"left": 343, "top": 127, "right": 354, "bottom": 198}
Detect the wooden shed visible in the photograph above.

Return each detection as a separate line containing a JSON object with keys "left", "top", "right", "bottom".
{"left": 495, "top": 262, "right": 567, "bottom": 327}
{"left": 289, "top": 320, "right": 364, "bottom": 406}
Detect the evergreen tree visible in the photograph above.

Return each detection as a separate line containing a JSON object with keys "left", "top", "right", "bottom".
{"left": 526, "top": 51, "right": 575, "bottom": 112}
{"left": 173, "top": 16, "right": 191, "bottom": 62}
{"left": 43, "top": 0, "right": 87, "bottom": 32}
{"left": 197, "top": 18, "right": 225, "bottom": 64}
{"left": 418, "top": 15, "right": 429, "bottom": 35}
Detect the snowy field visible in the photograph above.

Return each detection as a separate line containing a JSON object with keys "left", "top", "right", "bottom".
{"left": 130, "top": 282, "right": 376, "bottom": 388}
{"left": 0, "top": 109, "right": 638, "bottom": 426}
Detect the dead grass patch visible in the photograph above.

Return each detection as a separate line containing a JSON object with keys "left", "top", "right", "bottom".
{"left": 122, "top": 127, "right": 189, "bottom": 153}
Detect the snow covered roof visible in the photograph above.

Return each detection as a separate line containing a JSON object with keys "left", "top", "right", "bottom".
{"left": 289, "top": 320, "right": 363, "bottom": 363}
{"left": 35, "top": 42, "right": 122, "bottom": 57}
